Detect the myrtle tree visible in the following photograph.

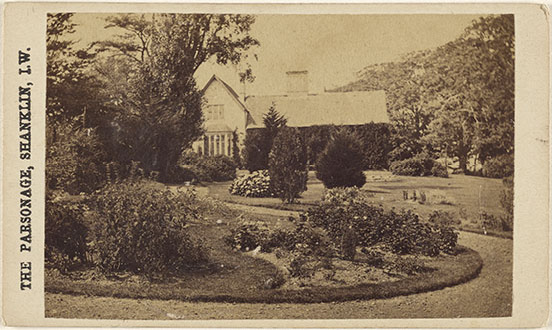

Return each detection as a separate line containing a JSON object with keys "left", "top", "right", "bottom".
{"left": 268, "top": 127, "right": 308, "bottom": 203}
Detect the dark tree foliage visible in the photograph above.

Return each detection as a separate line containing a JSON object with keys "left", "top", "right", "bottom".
{"left": 92, "top": 14, "right": 259, "bottom": 180}
{"left": 268, "top": 127, "right": 308, "bottom": 203}
{"left": 315, "top": 130, "right": 366, "bottom": 188}
{"left": 243, "top": 105, "right": 287, "bottom": 171}
{"left": 242, "top": 129, "right": 268, "bottom": 172}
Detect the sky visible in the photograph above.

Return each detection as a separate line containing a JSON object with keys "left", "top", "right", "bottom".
{"left": 70, "top": 14, "right": 482, "bottom": 96}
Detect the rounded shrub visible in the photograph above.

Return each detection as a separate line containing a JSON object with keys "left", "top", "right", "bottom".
{"left": 229, "top": 170, "right": 274, "bottom": 197}
{"left": 269, "top": 127, "right": 308, "bottom": 203}
{"left": 89, "top": 180, "right": 208, "bottom": 277}
{"left": 315, "top": 130, "right": 366, "bottom": 189}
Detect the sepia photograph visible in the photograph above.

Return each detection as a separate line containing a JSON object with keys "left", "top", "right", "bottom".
{"left": 40, "top": 12, "right": 519, "bottom": 320}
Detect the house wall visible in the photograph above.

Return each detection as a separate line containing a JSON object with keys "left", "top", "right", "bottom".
{"left": 192, "top": 79, "right": 248, "bottom": 156}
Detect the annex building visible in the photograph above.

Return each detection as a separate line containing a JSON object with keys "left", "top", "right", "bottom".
{"left": 192, "top": 71, "right": 389, "bottom": 157}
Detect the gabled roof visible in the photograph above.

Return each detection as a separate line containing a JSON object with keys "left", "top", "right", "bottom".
{"left": 244, "top": 90, "right": 389, "bottom": 128}
{"left": 202, "top": 75, "right": 249, "bottom": 113}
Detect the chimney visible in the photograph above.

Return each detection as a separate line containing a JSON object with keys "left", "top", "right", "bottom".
{"left": 286, "top": 71, "right": 308, "bottom": 96}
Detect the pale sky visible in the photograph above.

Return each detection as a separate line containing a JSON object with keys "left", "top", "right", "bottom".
{"left": 70, "top": 14, "right": 482, "bottom": 96}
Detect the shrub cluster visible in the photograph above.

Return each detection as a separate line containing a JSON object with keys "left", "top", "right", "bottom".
{"left": 306, "top": 200, "right": 458, "bottom": 257}
{"left": 315, "top": 130, "right": 366, "bottom": 188}
{"left": 45, "top": 196, "right": 89, "bottom": 272}
{"left": 389, "top": 153, "right": 448, "bottom": 178}
{"left": 179, "top": 150, "right": 236, "bottom": 183}
{"left": 89, "top": 180, "right": 208, "bottom": 276}
{"left": 229, "top": 170, "right": 275, "bottom": 197}
{"left": 482, "top": 154, "right": 514, "bottom": 178}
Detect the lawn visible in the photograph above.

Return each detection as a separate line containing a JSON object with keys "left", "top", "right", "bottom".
{"left": 206, "top": 170, "right": 509, "bottom": 237}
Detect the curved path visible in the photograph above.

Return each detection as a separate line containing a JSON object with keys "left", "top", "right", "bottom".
{"left": 46, "top": 229, "right": 512, "bottom": 319}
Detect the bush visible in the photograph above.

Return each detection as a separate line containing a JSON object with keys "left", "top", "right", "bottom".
{"left": 481, "top": 154, "right": 514, "bottom": 178}
{"left": 225, "top": 220, "right": 271, "bottom": 252}
{"left": 180, "top": 150, "right": 236, "bottom": 182}
{"left": 269, "top": 127, "right": 308, "bottom": 203}
{"left": 315, "top": 130, "right": 366, "bottom": 188}
{"left": 45, "top": 197, "right": 89, "bottom": 272}
{"left": 390, "top": 153, "right": 448, "bottom": 177}
{"left": 89, "top": 180, "right": 208, "bottom": 277}
{"left": 46, "top": 126, "right": 107, "bottom": 194}
{"left": 305, "top": 201, "right": 458, "bottom": 257}
{"left": 389, "top": 158, "right": 425, "bottom": 176}
{"left": 229, "top": 170, "right": 275, "bottom": 197}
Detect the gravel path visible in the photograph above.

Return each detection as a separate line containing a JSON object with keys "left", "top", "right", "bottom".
{"left": 45, "top": 231, "right": 512, "bottom": 319}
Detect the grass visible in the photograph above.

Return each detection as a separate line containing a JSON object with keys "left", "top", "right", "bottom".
{"left": 46, "top": 186, "right": 484, "bottom": 304}
{"left": 208, "top": 170, "right": 511, "bottom": 238}
{"left": 46, "top": 244, "right": 482, "bottom": 304}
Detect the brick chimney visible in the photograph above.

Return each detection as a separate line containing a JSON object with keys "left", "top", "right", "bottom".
{"left": 286, "top": 70, "right": 308, "bottom": 96}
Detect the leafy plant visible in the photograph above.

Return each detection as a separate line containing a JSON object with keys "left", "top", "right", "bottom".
{"left": 89, "top": 180, "right": 208, "bottom": 277}
{"left": 482, "top": 154, "right": 514, "bottom": 178}
{"left": 315, "top": 130, "right": 366, "bottom": 188}
{"left": 268, "top": 127, "right": 308, "bottom": 203}
{"left": 229, "top": 170, "right": 274, "bottom": 197}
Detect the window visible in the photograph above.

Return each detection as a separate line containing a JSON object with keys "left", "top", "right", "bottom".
{"left": 205, "top": 104, "right": 224, "bottom": 120}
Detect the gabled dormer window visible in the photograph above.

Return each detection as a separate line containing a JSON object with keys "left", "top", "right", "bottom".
{"left": 206, "top": 104, "right": 224, "bottom": 120}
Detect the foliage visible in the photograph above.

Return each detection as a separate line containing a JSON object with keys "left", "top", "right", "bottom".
{"left": 225, "top": 220, "right": 271, "bottom": 252}
{"left": 389, "top": 152, "right": 448, "bottom": 177}
{"left": 229, "top": 170, "right": 274, "bottom": 197}
{"left": 46, "top": 125, "right": 107, "bottom": 194}
{"left": 389, "top": 158, "right": 426, "bottom": 176}
{"left": 242, "top": 129, "right": 269, "bottom": 171}
{"left": 480, "top": 211, "right": 513, "bottom": 232}
{"left": 348, "top": 123, "right": 393, "bottom": 169}
{"left": 91, "top": 14, "right": 259, "bottom": 180}
{"left": 47, "top": 13, "right": 104, "bottom": 126}
{"left": 336, "top": 15, "right": 514, "bottom": 173}
{"left": 481, "top": 154, "right": 514, "bottom": 178}
{"left": 431, "top": 162, "right": 449, "bottom": 178}
{"left": 89, "top": 180, "right": 208, "bottom": 276}
{"left": 45, "top": 196, "right": 89, "bottom": 272}
{"left": 179, "top": 150, "right": 236, "bottom": 182}
{"left": 315, "top": 130, "right": 366, "bottom": 188}
{"left": 269, "top": 127, "right": 308, "bottom": 203}
{"left": 242, "top": 106, "right": 287, "bottom": 171}
{"left": 305, "top": 200, "right": 458, "bottom": 257}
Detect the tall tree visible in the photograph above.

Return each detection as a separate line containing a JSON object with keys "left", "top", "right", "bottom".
{"left": 47, "top": 14, "right": 104, "bottom": 129}
{"left": 91, "top": 14, "right": 259, "bottom": 179}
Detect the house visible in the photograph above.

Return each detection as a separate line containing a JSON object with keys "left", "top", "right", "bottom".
{"left": 192, "top": 71, "right": 389, "bottom": 156}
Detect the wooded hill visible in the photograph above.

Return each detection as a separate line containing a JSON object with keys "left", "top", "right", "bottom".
{"left": 333, "top": 15, "right": 514, "bottom": 174}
